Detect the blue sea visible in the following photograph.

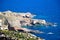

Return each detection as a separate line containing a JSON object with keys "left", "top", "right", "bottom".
{"left": 0, "top": 0, "right": 60, "bottom": 40}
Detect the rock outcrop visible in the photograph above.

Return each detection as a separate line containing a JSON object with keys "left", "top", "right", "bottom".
{"left": 0, "top": 10, "right": 57, "bottom": 40}
{"left": 0, "top": 10, "right": 57, "bottom": 32}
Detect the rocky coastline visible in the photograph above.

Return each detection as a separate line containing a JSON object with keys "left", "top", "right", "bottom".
{"left": 0, "top": 10, "right": 56, "bottom": 40}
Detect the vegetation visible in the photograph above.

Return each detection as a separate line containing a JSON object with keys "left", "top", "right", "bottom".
{"left": 0, "top": 30, "right": 41, "bottom": 40}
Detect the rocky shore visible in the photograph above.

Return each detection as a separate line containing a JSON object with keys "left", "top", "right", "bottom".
{"left": 0, "top": 10, "right": 56, "bottom": 40}
{"left": 0, "top": 10, "right": 56, "bottom": 30}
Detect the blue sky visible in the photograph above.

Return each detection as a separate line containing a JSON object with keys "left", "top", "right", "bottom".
{"left": 0, "top": 0, "right": 60, "bottom": 17}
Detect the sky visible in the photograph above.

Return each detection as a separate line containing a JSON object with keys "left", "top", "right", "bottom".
{"left": 0, "top": 0, "right": 60, "bottom": 18}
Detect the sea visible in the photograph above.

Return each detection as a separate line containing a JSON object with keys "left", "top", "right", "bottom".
{"left": 0, "top": 0, "right": 60, "bottom": 40}
{"left": 28, "top": 15, "right": 60, "bottom": 40}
